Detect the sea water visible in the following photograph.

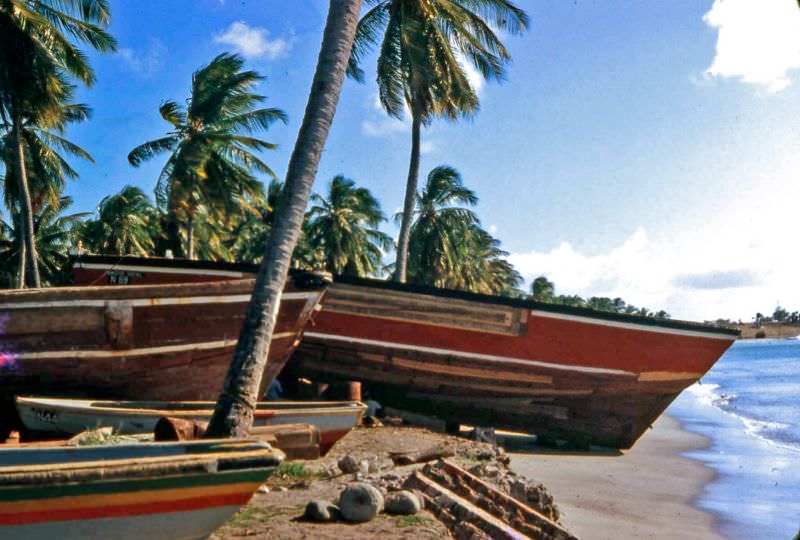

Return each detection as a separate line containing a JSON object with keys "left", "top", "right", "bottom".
{"left": 667, "top": 339, "right": 800, "bottom": 539}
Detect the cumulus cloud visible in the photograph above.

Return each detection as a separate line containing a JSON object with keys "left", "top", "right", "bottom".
{"left": 214, "top": 22, "right": 293, "bottom": 60}
{"left": 117, "top": 41, "right": 165, "bottom": 76}
{"left": 703, "top": 0, "right": 800, "bottom": 93}
{"left": 509, "top": 158, "right": 800, "bottom": 321}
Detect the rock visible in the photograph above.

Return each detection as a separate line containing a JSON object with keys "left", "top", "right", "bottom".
{"left": 358, "top": 460, "right": 370, "bottom": 476}
{"left": 510, "top": 479, "right": 559, "bottom": 521}
{"left": 338, "top": 455, "right": 360, "bottom": 474}
{"left": 384, "top": 490, "right": 421, "bottom": 515}
{"left": 367, "top": 459, "right": 380, "bottom": 473}
{"left": 339, "top": 483, "right": 384, "bottom": 522}
{"left": 476, "top": 448, "right": 494, "bottom": 461}
{"left": 278, "top": 486, "right": 288, "bottom": 492}
{"left": 304, "top": 500, "right": 339, "bottom": 522}
{"left": 484, "top": 465, "right": 501, "bottom": 478}
{"left": 257, "top": 485, "right": 270, "bottom": 494}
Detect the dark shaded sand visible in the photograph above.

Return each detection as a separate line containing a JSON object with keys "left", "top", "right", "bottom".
{"left": 508, "top": 415, "right": 723, "bottom": 540}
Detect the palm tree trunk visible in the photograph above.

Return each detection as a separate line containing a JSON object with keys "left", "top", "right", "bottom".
{"left": 393, "top": 111, "right": 421, "bottom": 283}
{"left": 17, "top": 230, "right": 26, "bottom": 289}
{"left": 204, "top": 0, "right": 362, "bottom": 438}
{"left": 186, "top": 216, "right": 194, "bottom": 260}
{"left": 13, "top": 115, "right": 41, "bottom": 288}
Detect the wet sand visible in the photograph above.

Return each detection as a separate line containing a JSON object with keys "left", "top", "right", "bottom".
{"left": 507, "top": 415, "right": 723, "bottom": 540}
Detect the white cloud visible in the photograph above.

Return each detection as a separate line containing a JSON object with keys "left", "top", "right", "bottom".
{"left": 362, "top": 92, "right": 411, "bottom": 137}
{"left": 117, "top": 41, "right": 164, "bottom": 76}
{"left": 420, "top": 139, "right": 437, "bottom": 154}
{"left": 509, "top": 158, "right": 800, "bottom": 321}
{"left": 362, "top": 117, "right": 409, "bottom": 137}
{"left": 489, "top": 224, "right": 498, "bottom": 234}
{"left": 214, "top": 22, "right": 293, "bottom": 60}
{"left": 703, "top": 0, "right": 800, "bottom": 93}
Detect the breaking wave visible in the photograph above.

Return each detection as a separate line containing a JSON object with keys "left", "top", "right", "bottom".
{"left": 686, "top": 382, "right": 798, "bottom": 453}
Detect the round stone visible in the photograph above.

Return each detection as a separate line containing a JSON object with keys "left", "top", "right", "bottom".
{"left": 339, "top": 483, "right": 384, "bottom": 522}
{"left": 304, "top": 499, "right": 339, "bottom": 522}
{"left": 384, "top": 490, "right": 422, "bottom": 515}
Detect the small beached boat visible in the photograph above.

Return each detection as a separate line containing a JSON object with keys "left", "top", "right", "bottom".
{"left": 69, "top": 254, "right": 739, "bottom": 449}
{"left": 0, "top": 439, "right": 282, "bottom": 540}
{"left": 0, "top": 271, "right": 328, "bottom": 410}
{"left": 16, "top": 396, "right": 366, "bottom": 453}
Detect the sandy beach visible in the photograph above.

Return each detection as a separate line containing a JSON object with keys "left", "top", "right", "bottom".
{"left": 509, "top": 415, "right": 723, "bottom": 540}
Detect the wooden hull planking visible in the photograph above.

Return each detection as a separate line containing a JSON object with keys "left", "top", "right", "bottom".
{"left": 66, "top": 255, "right": 738, "bottom": 449}
{"left": 288, "top": 282, "right": 737, "bottom": 449}
{"left": 0, "top": 276, "right": 327, "bottom": 405}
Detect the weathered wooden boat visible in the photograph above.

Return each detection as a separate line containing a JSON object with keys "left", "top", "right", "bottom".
{"left": 0, "top": 271, "right": 328, "bottom": 439}
{"left": 68, "top": 254, "right": 739, "bottom": 449}
{"left": 16, "top": 396, "right": 365, "bottom": 454}
{"left": 0, "top": 439, "right": 282, "bottom": 540}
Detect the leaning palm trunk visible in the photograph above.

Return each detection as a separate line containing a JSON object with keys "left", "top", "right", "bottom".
{"left": 13, "top": 116, "right": 41, "bottom": 288}
{"left": 17, "top": 232, "right": 25, "bottom": 289}
{"left": 205, "top": 0, "right": 362, "bottom": 438}
{"left": 186, "top": 216, "right": 194, "bottom": 260}
{"left": 393, "top": 112, "right": 421, "bottom": 283}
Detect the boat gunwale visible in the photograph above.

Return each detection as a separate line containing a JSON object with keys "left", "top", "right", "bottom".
{"left": 72, "top": 254, "right": 739, "bottom": 337}
{"left": 16, "top": 396, "right": 368, "bottom": 420}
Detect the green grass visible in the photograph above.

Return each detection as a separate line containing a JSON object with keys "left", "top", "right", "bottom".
{"left": 394, "top": 515, "right": 431, "bottom": 528}
{"left": 276, "top": 462, "right": 314, "bottom": 478}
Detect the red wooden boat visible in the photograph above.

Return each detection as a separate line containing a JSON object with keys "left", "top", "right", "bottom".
{"left": 68, "top": 254, "right": 738, "bottom": 449}
{"left": 0, "top": 268, "right": 329, "bottom": 438}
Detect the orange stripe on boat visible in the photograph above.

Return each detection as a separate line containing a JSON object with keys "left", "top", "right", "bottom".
{"left": 0, "top": 491, "right": 254, "bottom": 525}
{"left": 0, "top": 481, "right": 261, "bottom": 515}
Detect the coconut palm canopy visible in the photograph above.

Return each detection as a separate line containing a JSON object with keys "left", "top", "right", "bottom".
{"left": 306, "top": 175, "right": 392, "bottom": 277}
{"left": 346, "top": 0, "right": 528, "bottom": 282}
{"left": 0, "top": 0, "right": 115, "bottom": 287}
{"left": 0, "top": 196, "right": 87, "bottom": 286}
{"left": 128, "top": 52, "right": 287, "bottom": 259}
{"left": 80, "top": 185, "right": 157, "bottom": 256}
{"left": 406, "top": 165, "right": 520, "bottom": 294}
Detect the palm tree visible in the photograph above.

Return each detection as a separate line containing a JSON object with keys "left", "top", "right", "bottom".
{"left": 0, "top": 87, "right": 93, "bottom": 287}
{"left": 128, "top": 53, "right": 287, "bottom": 260}
{"left": 306, "top": 175, "right": 391, "bottom": 276}
{"left": 0, "top": 196, "right": 88, "bottom": 286}
{"left": 80, "top": 186, "right": 156, "bottom": 256}
{"left": 407, "top": 165, "right": 519, "bottom": 294}
{"left": 407, "top": 165, "right": 478, "bottom": 287}
{"left": 0, "top": 0, "right": 115, "bottom": 287}
{"left": 347, "top": 0, "right": 528, "bottom": 282}
{"left": 457, "top": 224, "right": 521, "bottom": 295}
{"left": 205, "top": 0, "right": 363, "bottom": 438}
{"left": 531, "top": 276, "right": 555, "bottom": 302}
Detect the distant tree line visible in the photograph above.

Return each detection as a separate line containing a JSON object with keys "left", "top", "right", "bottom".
{"left": 529, "top": 276, "right": 670, "bottom": 319}
{"left": 753, "top": 306, "right": 800, "bottom": 327}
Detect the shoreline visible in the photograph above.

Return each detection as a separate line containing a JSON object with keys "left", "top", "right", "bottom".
{"left": 506, "top": 414, "right": 723, "bottom": 540}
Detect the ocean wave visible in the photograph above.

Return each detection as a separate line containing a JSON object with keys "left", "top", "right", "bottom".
{"left": 686, "top": 382, "right": 799, "bottom": 453}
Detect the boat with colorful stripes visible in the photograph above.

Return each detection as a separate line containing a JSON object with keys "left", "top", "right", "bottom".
{"left": 0, "top": 269, "right": 329, "bottom": 438}
{"left": 0, "top": 439, "right": 282, "bottom": 539}
{"left": 68, "top": 254, "right": 739, "bottom": 449}
{"left": 16, "top": 396, "right": 366, "bottom": 454}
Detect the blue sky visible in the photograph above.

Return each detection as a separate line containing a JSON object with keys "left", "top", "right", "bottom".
{"left": 58, "top": 0, "right": 800, "bottom": 320}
